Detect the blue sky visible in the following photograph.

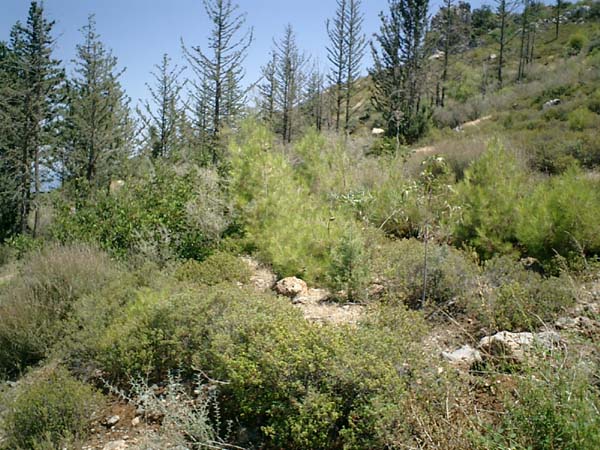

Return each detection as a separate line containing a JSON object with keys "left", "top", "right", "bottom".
{"left": 1, "top": 0, "right": 488, "bottom": 107}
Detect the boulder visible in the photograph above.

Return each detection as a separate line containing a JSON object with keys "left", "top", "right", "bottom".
{"left": 543, "top": 98, "right": 561, "bottom": 109}
{"left": 478, "top": 331, "right": 561, "bottom": 364}
{"left": 103, "top": 441, "right": 128, "bottom": 450}
{"left": 371, "top": 127, "right": 385, "bottom": 136}
{"left": 555, "top": 316, "right": 600, "bottom": 336}
{"left": 104, "top": 415, "right": 120, "bottom": 427}
{"left": 274, "top": 277, "right": 308, "bottom": 298}
{"left": 441, "top": 345, "right": 482, "bottom": 367}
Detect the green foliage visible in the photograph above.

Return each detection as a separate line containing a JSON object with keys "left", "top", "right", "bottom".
{"left": 567, "top": 32, "right": 588, "bottom": 55}
{"left": 516, "top": 167, "right": 600, "bottom": 265}
{"left": 0, "top": 244, "right": 119, "bottom": 377}
{"left": 568, "top": 106, "right": 598, "bottom": 131}
{"left": 92, "top": 279, "right": 447, "bottom": 448}
{"left": 229, "top": 121, "right": 354, "bottom": 283}
{"left": 446, "top": 62, "right": 482, "bottom": 103}
{"left": 588, "top": 88, "right": 600, "bottom": 114}
{"left": 373, "top": 239, "right": 479, "bottom": 309}
{"left": 477, "top": 356, "right": 600, "bottom": 449}
{"left": 53, "top": 163, "right": 229, "bottom": 262}
{"left": 471, "top": 255, "right": 576, "bottom": 332}
{"left": 1, "top": 366, "right": 103, "bottom": 449}
{"left": 328, "top": 230, "right": 371, "bottom": 301}
{"left": 174, "top": 252, "right": 251, "bottom": 286}
{"left": 455, "top": 142, "right": 529, "bottom": 259}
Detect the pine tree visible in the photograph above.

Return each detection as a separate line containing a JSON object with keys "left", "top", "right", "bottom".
{"left": 495, "top": 0, "right": 516, "bottom": 87}
{"left": 258, "top": 51, "right": 278, "bottom": 125}
{"left": 304, "top": 62, "right": 325, "bottom": 131}
{"left": 344, "top": 0, "right": 367, "bottom": 131}
{"left": 0, "top": 42, "right": 21, "bottom": 239}
{"left": 371, "top": 0, "right": 430, "bottom": 146}
{"left": 5, "top": 2, "right": 64, "bottom": 235}
{"left": 61, "top": 15, "right": 131, "bottom": 186}
{"left": 326, "top": 0, "right": 347, "bottom": 132}
{"left": 138, "top": 54, "right": 185, "bottom": 159}
{"left": 273, "top": 25, "right": 307, "bottom": 143}
{"left": 183, "top": 0, "right": 253, "bottom": 163}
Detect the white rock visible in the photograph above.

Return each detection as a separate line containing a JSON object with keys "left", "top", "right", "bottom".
{"left": 103, "top": 440, "right": 128, "bottom": 450}
{"left": 441, "top": 345, "right": 482, "bottom": 366}
{"left": 371, "top": 127, "right": 385, "bottom": 136}
{"left": 105, "top": 415, "right": 120, "bottom": 427}
{"left": 131, "top": 416, "right": 141, "bottom": 426}
{"left": 478, "top": 331, "right": 561, "bottom": 363}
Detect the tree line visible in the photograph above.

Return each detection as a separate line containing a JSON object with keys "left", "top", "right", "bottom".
{"left": 0, "top": 0, "right": 572, "bottom": 240}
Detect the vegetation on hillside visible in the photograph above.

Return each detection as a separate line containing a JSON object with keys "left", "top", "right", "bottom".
{"left": 1, "top": 0, "right": 600, "bottom": 449}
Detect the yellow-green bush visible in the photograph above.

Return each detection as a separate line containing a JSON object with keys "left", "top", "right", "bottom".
{"left": 229, "top": 121, "right": 356, "bottom": 283}
{"left": 471, "top": 255, "right": 577, "bottom": 332}
{"left": 454, "top": 142, "right": 530, "bottom": 259}
{"left": 1, "top": 366, "right": 103, "bottom": 449}
{"left": 516, "top": 167, "right": 600, "bottom": 266}
{"left": 568, "top": 106, "right": 598, "bottom": 131}
{"left": 174, "top": 252, "right": 251, "bottom": 286}
{"left": 0, "top": 244, "right": 119, "bottom": 377}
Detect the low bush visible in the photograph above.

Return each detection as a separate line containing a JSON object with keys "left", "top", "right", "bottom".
{"left": 516, "top": 167, "right": 600, "bottom": 266}
{"left": 568, "top": 106, "right": 598, "bottom": 131}
{"left": 0, "top": 244, "right": 119, "bottom": 377}
{"left": 471, "top": 255, "right": 577, "bottom": 332}
{"left": 93, "top": 279, "right": 469, "bottom": 448}
{"left": 454, "top": 142, "right": 530, "bottom": 259}
{"left": 174, "top": 251, "right": 251, "bottom": 286}
{"left": 372, "top": 239, "right": 479, "bottom": 309}
{"left": 53, "top": 163, "right": 230, "bottom": 262}
{"left": 476, "top": 355, "right": 600, "bottom": 449}
{"left": 567, "top": 32, "right": 587, "bottom": 55}
{"left": 1, "top": 366, "right": 103, "bottom": 449}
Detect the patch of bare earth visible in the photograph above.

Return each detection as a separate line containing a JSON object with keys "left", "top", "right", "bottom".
{"left": 243, "top": 256, "right": 365, "bottom": 325}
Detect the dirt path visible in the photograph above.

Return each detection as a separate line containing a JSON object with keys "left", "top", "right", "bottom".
{"left": 243, "top": 257, "right": 365, "bottom": 325}
{"left": 412, "top": 115, "right": 492, "bottom": 155}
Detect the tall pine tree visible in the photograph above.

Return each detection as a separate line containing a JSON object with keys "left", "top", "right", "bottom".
{"left": 371, "top": 0, "right": 430, "bottom": 146}
{"left": 4, "top": 2, "right": 64, "bottom": 235}
{"left": 61, "top": 15, "right": 131, "bottom": 187}
{"left": 183, "top": 0, "right": 253, "bottom": 163}
{"left": 138, "top": 53, "right": 185, "bottom": 159}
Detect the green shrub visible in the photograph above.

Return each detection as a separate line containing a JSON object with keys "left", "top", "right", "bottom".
{"left": 94, "top": 280, "right": 457, "bottom": 449}
{"left": 328, "top": 230, "right": 371, "bottom": 301}
{"left": 0, "top": 244, "right": 119, "bottom": 377}
{"left": 454, "top": 142, "right": 530, "bottom": 259}
{"left": 568, "top": 107, "right": 597, "bottom": 131}
{"left": 476, "top": 355, "right": 600, "bottom": 449}
{"left": 53, "top": 163, "right": 230, "bottom": 262}
{"left": 372, "top": 239, "right": 479, "bottom": 309}
{"left": 1, "top": 366, "right": 103, "bottom": 449}
{"left": 588, "top": 88, "right": 600, "bottom": 114}
{"left": 567, "top": 32, "right": 587, "bottom": 55}
{"left": 516, "top": 167, "right": 600, "bottom": 266}
{"left": 174, "top": 252, "right": 251, "bottom": 286}
{"left": 471, "top": 255, "right": 576, "bottom": 332}
{"left": 229, "top": 121, "right": 354, "bottom": 283}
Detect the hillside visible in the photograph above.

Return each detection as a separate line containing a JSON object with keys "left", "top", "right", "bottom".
{"left": 1, "top": 1, "right": 600, "bottom": 449}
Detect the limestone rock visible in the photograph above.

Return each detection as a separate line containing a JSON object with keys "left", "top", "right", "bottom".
{"left": 274, "top": 277, "right": 308, "bottom": 298}
{"left": 104, "top": 415, "right": 120, "bottom": 427}
{"left": 103, "top": 440, "right": 128, "bottom": 450}
{"left": 441, "top": 345, "right": 482, "bottom": 366}
{"left": 478, "top": 331, "right": 561, "bottom": 364}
